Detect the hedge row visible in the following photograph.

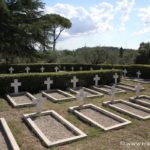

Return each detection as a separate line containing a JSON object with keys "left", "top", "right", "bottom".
{"left": 0, "top": 70, "right": 121, "bottom": 96}
{"left": 0, "top": 63, "right": 149, "bottom": 79}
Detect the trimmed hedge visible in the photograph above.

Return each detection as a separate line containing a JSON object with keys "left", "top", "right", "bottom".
{"left": 0, "top": 70, "right": 121, "bottom": 96}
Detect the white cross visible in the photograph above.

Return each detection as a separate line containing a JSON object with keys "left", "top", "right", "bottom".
{"left": 90, "top": 67, "right": 93, "bottom": 71}
{"left": 34, "top": 98, "right": 43, "bottom": 117}
{"left": 44, "top": 77, "right": 53, "bottom": 90}
{"left": 113, "top": 73, "right": 119, "bottom": 84}
{"left": 93, "top": 74, "right": 100, "bottom": 86}
{"left": 135, "top": 83, "right": 143, "bottom": 97}
{"left": 80, "top": 66, "right": 83, "bottom": 71}
{"left": 71, "top": 66, "right": 74, "bottom": 71}
{"left": 110, "top": 85, "right": 117, "bottom": 103}
{"left": 25, "top": 66, "right": 30, "bottom": 73}
{"left": 137, "top": 70, "right": 141, "bottom": 79}
{"left": 9, "top": 67, "right": 14, "bottom": 74}
{"left": 71, "top": 76, "right": 79, "bottom": 88}
{"left": 63, "top": 66, "right": 66, "bottom": 71}
{"left": 54, "top": 66, "right": 59, "bottom": 72}
{"left": 123, "top": 69, "right": 127, "bottom": 77}
{"left": 40, "top": 66, "right": 45, "bottom": 73}
{"left": 77, "top": 88, "right": 85, "bottom": 107}
{"left": 11, "top": 79, "right": 21, "bottom": 94}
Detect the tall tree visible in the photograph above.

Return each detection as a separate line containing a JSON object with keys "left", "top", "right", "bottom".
{"left": 42, "top": 14, "right": 72, "bottom": 51}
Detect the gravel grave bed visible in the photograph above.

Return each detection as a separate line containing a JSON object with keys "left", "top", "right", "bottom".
{"left": 0, "top": 126, "right": 9, "bottom": 150}
{"left": 33, "top": 115, "right": 76, "bottom": 142}
{"left": 136, "top": 98, "right": 150, "bottom": 103}
{"left": 75, "top": 90, "right": 94, "bottom": 96}
{"left": 12, "top": 95, "right": 32, "bottom": 104}
{"left": 112, "top": 102, "right": 150, "bottom": 117}
{"left": 47, "top": 92, "right": 68, "bottom": 99}
{"left": 79, "top": 108, "right": 121, "bottom": 127}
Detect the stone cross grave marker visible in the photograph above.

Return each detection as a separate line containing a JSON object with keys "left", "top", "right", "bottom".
{"left": 9, "top": 67, "right": 14, "bottom": 74}
{"left": 93, "top": 74, "right": 100, "bottom": 86}
{"left": 135, "top": 83, "right": 143, "bottom": 97}
{"left": 90, "top": 67, "right": 93, "bottom": 71}
{"left": 11, "top": 79, "right": 21, "bottom": 94}
{"left": 25, "top": 66, "right": 30, "bottom": 73}
{"left": 110, "top": 85, "right": 117, "bottom": 103}
{"left": 80, "top": 66, "right": 83, "bottom": 71}
{"left": 44, "top": 77, "right": 53, "bottom": 90}
{"left": 123, "top": 69, "right": 127, "bottom": 77}
{"left": 40, "top": 66, "right": 45, "bottom": 73}
{"left": 35, "top": 98, "right": 43, "bottom": 117}
{"left": 71, "top": 76, "right": 79, "bottom": 88}
{"left": 136, "top": 70, "right": 141, "bottom": 79}
{"left": 113, "top": 73, "right": 119, "bottom": 85}
{"left": 71, "top": 66, "right": 74, "bottom": 71}
{"left": 77, "top": 88, "right": 85, "bottom": 107}
{"left": 54, "top": 66, "right": 59, "bottom": 72}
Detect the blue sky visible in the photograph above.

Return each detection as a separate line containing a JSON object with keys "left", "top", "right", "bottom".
{"left": 43, "top": 0, "right": 150, "bottom": 50}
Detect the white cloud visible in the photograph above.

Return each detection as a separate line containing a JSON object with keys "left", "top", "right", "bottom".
{"left": 44, "top": 2, "right": 114, "bottom": 39}
{"left": 116, "top": 0, "right": 135, "bottom": 30}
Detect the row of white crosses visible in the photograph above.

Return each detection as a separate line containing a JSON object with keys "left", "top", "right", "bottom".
{"left": 123, "top": 69, "right": 142, "bottom": 79}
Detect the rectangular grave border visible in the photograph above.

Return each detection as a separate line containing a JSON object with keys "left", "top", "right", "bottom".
{"left": 69, "top": 87, "right": 104, "bottom": 98}
{"left": 42, "top": 89, "right": 76, "bottom": 103}
{"left": 6, "top": 92, "right": 37, "bottom": 108}
{"left": 0, "top": 118, "right": 20, "bottom": 150}
{"left": 116, "top": 83, "right": 144, "bottom": 92}
{"left": 23, "top": 110, "right": 87, "bottom": 147}
{"left": 124, "top": 78, "right": 150, "bottom": 84}
{"left": 92, "top": 85, "right": 126, "bottom": 95}
{"left": 69, "top": 104, "right": 131, "bottom": 131}
{"left": 129, "top": 95, "right": 150, "bottom": 108}
{"left": 103, "top": 99, "right": 150, "bottom": 120}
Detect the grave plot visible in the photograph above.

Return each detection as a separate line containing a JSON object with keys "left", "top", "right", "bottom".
{"left": 7, "top": 92, "right": 36, "bottom": 108}
{"left": 116, "top": 83, "right": 145, "bottom": 92}
{"left": 92, "top": 85, "right": 126, "bottom": 95}
{"left": 103, "top": 100, "right": 150, "bottom": 120}
{"left": 69, "top": 104, "right": 131, "bottom": 131}
{"left": 69, "top": 87, "right": 103, "bottom": 98}
{"left": 129, "top": 95, "right": 150, "bottom": 108}
{"left": 23, "top": 110, "right": 87, "bottom": 147}
{"left": 42, "top": 89, "right": 75, "bottom": 102}
{"left": 0, "top": 118, "right": 20, "bottom": 150}
{"left": 125, "top": 78, "right": 150, "bottom": 84}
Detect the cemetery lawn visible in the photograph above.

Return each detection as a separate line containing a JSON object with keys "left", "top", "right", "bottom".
{"left": 0, "top": 80, "right": 150, "bottom": 150}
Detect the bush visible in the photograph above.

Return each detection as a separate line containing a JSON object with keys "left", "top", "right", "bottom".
{"left": 0, "top": 70, "right": 121, "bottom": 95}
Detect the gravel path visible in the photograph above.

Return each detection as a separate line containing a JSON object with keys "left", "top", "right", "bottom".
{"left": 48, "top": 92, "right": 67, "bottom": 99}
{"left": 112, "top": 102, "right": 150, "bottom": 117}
{"left": 0, "top": 128, "right": 9, "bottom": 150}
{"left": 79, "top": 108, "right": 121, "bottom": 127}
{"left": 12, "top": 95, "right": 32, "bottom": 104}
{"left": 33, "top": 115, "right": 76, "bottom": 142}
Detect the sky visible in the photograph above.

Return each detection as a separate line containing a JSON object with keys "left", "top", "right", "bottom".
{"left": 43, "top": 0, "right": 150, "bottom": 50}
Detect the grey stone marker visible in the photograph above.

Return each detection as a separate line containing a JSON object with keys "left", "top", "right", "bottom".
{"left": 77, "top": 88, "right": 85, "bottom": 107}
{"left": 71, "top": 66, "right": 74, "bottom": 71}
{"left": 135, "top": 83, "right": 143, "bottom": 97}
{"left": 71, "top": 76, "right": 79, "bottom": 88}
{"left": 63, "top": 66, "right": 66, "bottom": 71}
{"left": 54, "top": 66, "right": 59, "bottom": 72}
{"left": 110, "top": 85, "right": 117, "bottom": 103}
{"left": 93, "top": 74, "right": 100, "bottom": 86}
{"left": 113, "top": 73, "right": 119, "bottom": 85}
{"left": 11, "top": 79, "right": 21, "bottom": 94}
{"left": 44, "top": 77, "right": 53, "bottom": 90}
{"left": 40, "top": 66, "right": 45, "bottom": 73}
{"left": 90, "top": 67, "right": 93, "bottom": 71}
{"left": 123, "top": 69, "right": 127, "bottom": 77}
{"left": 9, "top": 67, "right": 14, "bottom": 74}
{"left": 80, "top": 66, "right": 83, "bottom": 71}
{"left": 25, "top": 66, "right": 30, "bottom": 73}
{"left": 137, "top": 70, "right": 141, "bottom": 79}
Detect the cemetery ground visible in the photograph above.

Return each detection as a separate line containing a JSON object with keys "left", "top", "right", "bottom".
{"left": 0, "top": 80, "right": 150, "bottom": 150}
